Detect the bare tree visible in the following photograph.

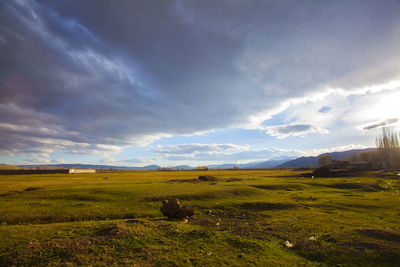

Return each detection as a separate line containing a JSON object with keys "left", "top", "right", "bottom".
{"left": 359, "top": 151, "right": 380, "bottom": 169}
{"left": 347, "top": 153, "right": 360, "bottom": 164}
{"left": 317, "top": 154, "right": 332, "bottom": 167}
{"left": 360, "top": 151, "right": 372, "bottom": 162}
{"left": 376, "top": 127, "right": 400, "bottom": 169}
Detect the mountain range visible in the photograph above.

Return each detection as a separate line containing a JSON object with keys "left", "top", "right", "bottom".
{"left": 276, "top": 148, "right": 375, "bottom": 168}
{"left": 14, "top": 148, "right": 375, "bottom": 170}
{"left": 208, "top": 158, "right": 293, "bottom": 169}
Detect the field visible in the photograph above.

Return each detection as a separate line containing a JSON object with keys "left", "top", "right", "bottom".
{"left": 1, "top": 169, "right": 400, "bottom": 266}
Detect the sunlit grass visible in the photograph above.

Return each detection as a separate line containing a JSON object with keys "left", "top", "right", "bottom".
{"left": 1, "top": 169, "right": 399, "bottom": 266}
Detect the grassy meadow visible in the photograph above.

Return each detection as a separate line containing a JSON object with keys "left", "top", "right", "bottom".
{"left": 0, "top": 169, "right": 400, "bottom": 266}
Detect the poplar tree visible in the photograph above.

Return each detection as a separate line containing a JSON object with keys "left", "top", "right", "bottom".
{"left": 376, "top": 127, "right": 400, "bottom": 169}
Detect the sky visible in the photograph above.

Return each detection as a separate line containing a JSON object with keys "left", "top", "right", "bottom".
{"left": 1, "top": 0, "right": 400, "bottom": 167}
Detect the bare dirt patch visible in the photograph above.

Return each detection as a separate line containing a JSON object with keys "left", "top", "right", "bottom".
{"left": 239, "top": 202, "right": 298, "bottom": 211}
{"left": 308, "top": 182, "right": 388, "bottom": 192}
{"left": 145, "top": 188, "right": 258, "bottom": 202}
{"left": 95, "top": 224, "right": 131, "bottom": 236}
{"left": 24, "top": 187, "right": 43, "bottom": 191}
{"left": 167, "top": 177, "right": 244, "bottom": 183}
{"left": 341, "top": 203, "right": 381, "bottom": 209}
{"left": 46, "top": 195, "right": 100, "bottom": 202}
{"left": 251, "top": 184, "right": 304, "bottom": 191}
{"left": 25, "top": 202, "right": 50, "bottom": 206}
{"left": 0, "top": 190, "right": 21, "bottom": 197}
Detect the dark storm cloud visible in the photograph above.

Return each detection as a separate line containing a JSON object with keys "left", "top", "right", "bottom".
{"left": 1, "top": 0, "right": 400, "bottom": 155}
{"left": 363, "top": 118, "right": 399, "bottom": 130}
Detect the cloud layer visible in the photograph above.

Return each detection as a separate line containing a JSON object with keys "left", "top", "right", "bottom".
{"left": 265, "top": 124, "right": 328, "bottom": 139}
{"left": 1, "top": 0, "right": 400, "bottom": 159}
{"left": 155, "top": 143, "right": 300, "bottom": 164}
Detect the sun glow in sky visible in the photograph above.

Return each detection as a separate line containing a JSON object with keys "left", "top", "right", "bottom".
{"left": 358, "top": 90, "right": 400, "bottom": 123}
{"left": 1, "top": 0, "right": 400, "bottom": 167}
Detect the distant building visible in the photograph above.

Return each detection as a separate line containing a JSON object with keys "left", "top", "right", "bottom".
{"left": 69, "top": 168, "right": 96, "bottom": 174}
{"left": 195, "top": 166, "right": 208, "bottom": 171}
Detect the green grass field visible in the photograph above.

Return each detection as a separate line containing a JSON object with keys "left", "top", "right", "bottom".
{"left": 1, "top": 169, "right": 400, "bottom": 266}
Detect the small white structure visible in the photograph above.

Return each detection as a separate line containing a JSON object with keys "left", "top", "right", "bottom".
{"left": 69, "top": 168, "right": 96, "bottom": 174}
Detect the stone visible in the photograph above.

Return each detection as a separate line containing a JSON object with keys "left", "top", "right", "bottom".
{"left": 285, "top": 240, "right": 294, "bottom": 248}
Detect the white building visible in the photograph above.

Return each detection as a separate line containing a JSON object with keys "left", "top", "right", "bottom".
{"left": 68, "top": 168, "right": 96, "bottom": 174}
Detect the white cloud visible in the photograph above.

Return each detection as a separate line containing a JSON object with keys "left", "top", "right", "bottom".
{"left": 96, "top": 157, "right": 156, "bottom": 167}
{"left": 154, "top": 144, "right": 301, "bottom": 165}
{"left": 156, "top": 143, "right": 248, "bottom": 156}
{"left": 247, "top": 80, "right": 400, "bottom": 130}
{"left": 345, "top": 89, "right": 400, "bottom": 131}
{"left": 301, "top": 144, "right": 369, "bottom": 157}
{"left": 96, "top": 144, "right": 123, "bottom": 154}
{"left": 259, "top": 83, "right": 400, "bottom": 143}
{"left": 17, "top": 157, "right": 51, "bottom": 165}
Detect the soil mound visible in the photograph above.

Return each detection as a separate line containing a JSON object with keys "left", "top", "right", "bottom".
{"left": 160, "top": 199, "right": 194, "bottom": 220}
{"left": 313, "top": 167, "right": 332, "bottom": 177}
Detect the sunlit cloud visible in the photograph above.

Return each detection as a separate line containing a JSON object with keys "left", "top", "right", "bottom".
{"left": 154, "top": 144, "right": 300, "bottom": 165}
{"left": 156, "top": 143, "right": 249, "bottom": 156}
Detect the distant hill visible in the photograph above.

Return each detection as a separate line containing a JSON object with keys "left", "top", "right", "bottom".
{"left": 14, "top": 148, "right": 376, "bottom": 170}
{"left": 16, "top": 163, "right": 161, "bottom": 170}
{"left": 172, "top": 165, "right": 193, "bottom": 170}
{"left": 275, "top": 148, "right": 375, "bottom": 168}
{"left": 142, "top": 164, "right": 161, "bottom": 170}
{"left": 16, "top": 159, "right": 294, "bottom": 170}
{"left": 245, "top": 159, "right": 293, "bottom": 169}
{"left": 209, "top": 158, "right": 294, "bottom": 169}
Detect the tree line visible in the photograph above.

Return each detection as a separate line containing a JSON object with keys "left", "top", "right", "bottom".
{"left": 318, "top": 127, "right": 400, "bottom": 170}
